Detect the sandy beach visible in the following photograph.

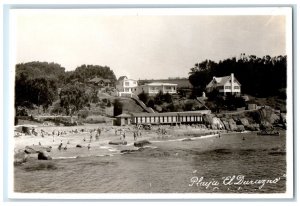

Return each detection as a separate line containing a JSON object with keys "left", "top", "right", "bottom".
{"left": 14, "top": 124, "right": 225, "bottom": 159}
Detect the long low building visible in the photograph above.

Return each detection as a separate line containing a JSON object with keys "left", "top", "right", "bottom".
{"left": 115, "top": 110, "right": 211, "bottom": 126}
{"left": 135, "top": 82, "right": 177, "bottom": 96}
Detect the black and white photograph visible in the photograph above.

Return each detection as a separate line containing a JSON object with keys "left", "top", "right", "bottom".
{"left": 4, "top": 5, "right": 294, "bottom": 200}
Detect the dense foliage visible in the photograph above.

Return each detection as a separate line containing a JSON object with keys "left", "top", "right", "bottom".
{"left": 59, "top": 84, "right": 89, "bottom": 115}
{"left": 15, "top": 62, "right": 64, "bottom": 112}
{"left": 15, "top": 62, "right": 117, "bottom": 115}
{"left": 64, "top": 64, "right": 117, "bottom": 84}
{"left": 189, "top": 54, "right": 287, "bottom": 97}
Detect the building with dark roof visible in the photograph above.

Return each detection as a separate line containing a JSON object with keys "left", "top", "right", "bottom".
{"left": 206, "top": 73, "right": 241, "bottom": 95}
{"left": 88, "top": 77, "right": 112, "bottom": 87}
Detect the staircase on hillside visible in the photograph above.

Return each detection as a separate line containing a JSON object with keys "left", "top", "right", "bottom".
{"left": 196, "top": 97, "right": 210, "bottom": 110}
{"left": 130, "top": 94, "right": 155, "bottom": 113}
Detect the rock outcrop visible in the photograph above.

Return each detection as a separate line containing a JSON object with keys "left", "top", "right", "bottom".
{"left": 134, "top": 140, "right": 151, "bottom": 147}
{"left": 37, "top": 151, "right": 52, "bottom": 160}
{"left": 14, "top": 151, "right": 28, "bottom": 165}
{"left": 239, "top": 118, "right": 250, "bottom": 127}
{"left": 24, "top": 145, "right": 51, "bottom": 154}
{"left": 211, "top": 108, "right": 286, "bottom": 131}
{"left": 109, "top": 140, "right": 127, "bottom": 145}
{"left": 228, "top": 119, "right": 238, "bottom": 131}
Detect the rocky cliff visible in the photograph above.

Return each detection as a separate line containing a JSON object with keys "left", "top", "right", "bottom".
{"left": 203, "top": 107, "right": 284, "bottom": 131}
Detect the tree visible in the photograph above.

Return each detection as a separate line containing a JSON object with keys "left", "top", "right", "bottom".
{"left": 188, "top": 54, "right": 287, "bottom": 98}
{"left": 15, "top": 75, "right": 57, "bottom": 112}
{"left": 59, "top": 84, "right": 89, "bottom": 115}
{"left": 65, "top": 64, "right": 117, "bottom": 85}
{"left": 147, "top": 99, "right": 155, "bottom": 108}
{"left": 15, "top": 61, "right": 65, "bottom": 109}
{"left": 30, "top": 78, "right": 57, "bottom": 112}
{"left": 138, "top": 90, "right": 149, "bottom": 104}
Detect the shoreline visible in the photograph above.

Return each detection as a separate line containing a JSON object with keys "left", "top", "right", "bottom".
{"left": 14, "top": 124, "right": 244, "bottom": 161}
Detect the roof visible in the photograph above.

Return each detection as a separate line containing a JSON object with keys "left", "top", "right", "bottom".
{"left": 115, "top": 113, "right": 132, "bottom": 118}
{"left": 103, "top": 79, "right": 111, "bottom": 83}
{"left": 88, "top": 77, "right": 104, "bottom": 83}
{"left": 15, "top": 125, "right": 38, "bottom": 128}
{"left": 145, "top": 82, "right": 177, "bottom": 86}
{"left": 139, "top": 79, "right": 192, "bottom": 88}
{"left": 118, "top": 76, "right": 128, "bottom": 81}
{"left": 206, "top": 74, "right": 241, "bottom": 88}
{"left": 131, "top": 110, "right": 211, "bottom": 117}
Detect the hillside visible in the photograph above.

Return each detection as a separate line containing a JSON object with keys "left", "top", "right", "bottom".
{"left": 118, "top": 98, "right": 146, "bottom": 113}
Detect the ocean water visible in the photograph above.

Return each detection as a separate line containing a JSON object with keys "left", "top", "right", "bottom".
{"left": 14, "top": 132, "right": 286, "bottom": 193}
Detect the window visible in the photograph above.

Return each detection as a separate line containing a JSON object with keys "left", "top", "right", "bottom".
{"left": 125, "top": 82, "right": 129, "bottom": 86}
{"left": 234, "top": 86, "right": 240, "bottom": 89}
{"left": 225, "top": 86, "right": 231, "bottom": 89}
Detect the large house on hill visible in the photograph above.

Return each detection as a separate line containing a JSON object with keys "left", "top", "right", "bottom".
{"left": 116, "top": 76, "right": 178, "bottom": 97}
{"left": 136, "top": 82, "right": 177, "bottom": 96}
{"left": 206, "top": 73, "right": 241, "bottom": 95}
{"left": 88, "top": 77, "right": 112, "bottom": 87}
{"left": 116, "top": 76, "right": 138, "bottom": 96}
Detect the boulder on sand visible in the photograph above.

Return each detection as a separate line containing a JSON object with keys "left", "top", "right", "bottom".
{"left": 109, "top": 140, "right": 127, "bottom": 145}
{"left": 76, "top": 144, "right": 83, "bottom": 148}
{"left": 37, "top": 151, "right": 52, "bottom": 160}
{"left": 134, "top": 140, "right": 151, "bottom": 147}
{"left": 14, "top": 151, "right": 28, "bottom": 165}
{"left": 25, "top": 145, "right": 51, "bottom": 154}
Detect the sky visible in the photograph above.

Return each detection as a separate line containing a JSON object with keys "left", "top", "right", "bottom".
{"left": 14, "top": 9, "right": 287, "bottom": 80}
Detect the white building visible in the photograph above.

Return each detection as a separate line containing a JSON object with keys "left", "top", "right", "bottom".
{"left": 136, "top": 82, "right": 177, "bottom": 96}
{"left": 206, "top": 73, "right": 241, "bottom": 95}
{"left": 116, "top": 76, "right": 138, "bottom": 96}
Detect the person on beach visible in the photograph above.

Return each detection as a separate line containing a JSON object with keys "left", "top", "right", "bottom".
{"left": 90, "top": 133, "right": 93, "bottom": 143}
{"left": 87, "top": 144, "right": 91, "bottom": 150}
{"left": 64, "top": 145, "right": 67, "bottom": 150}
{"left": 96, "top": 133, "right": 100, "bottom": 140}
{"left": 58, "top": 142, "right": 63, "bottom": 151}
{"left": 39, "top": 142, "right": 41, "bottom": 146}
{"left": 133, "top": 131, "right": 137, "bottom": 141}
{"left": 83, "top": 137, "right": 86, "bottom": 142}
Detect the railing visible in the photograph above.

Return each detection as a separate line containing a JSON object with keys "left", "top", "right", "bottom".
{"left": 130, "top": 94, "right": 155, "bottom": 113}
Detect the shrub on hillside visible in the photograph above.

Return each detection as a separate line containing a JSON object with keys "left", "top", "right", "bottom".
{"left": 78, "top": 109, "right": 89, "bottom": 119}
{"left": 138, "top": 91, "right": 150, "bottom": 104}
